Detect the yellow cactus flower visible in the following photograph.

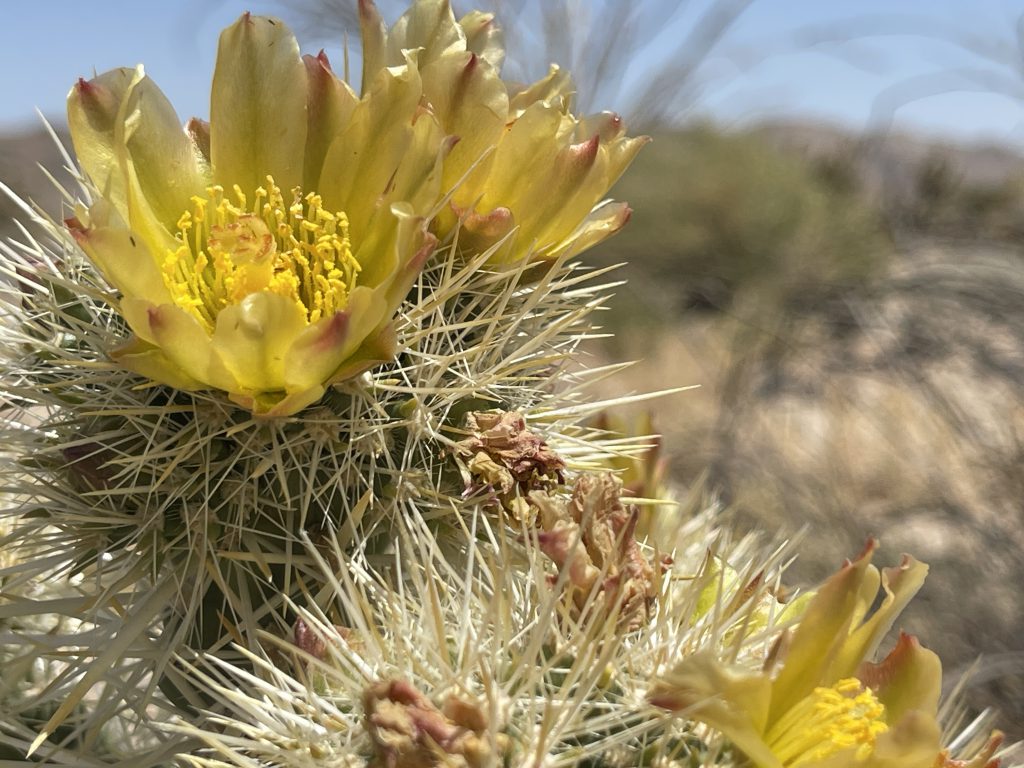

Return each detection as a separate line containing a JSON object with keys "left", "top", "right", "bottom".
{"left": 358, "top": 0, "right": 648, "bottom": 265}
{"left": 66, "top": 13, "right": 445, "bottom": 416}
{"left": 650, "top": 541, "right": 944, "bottom": 768}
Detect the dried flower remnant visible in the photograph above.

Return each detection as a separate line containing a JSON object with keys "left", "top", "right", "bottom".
{"left": 292, "top": 617, "right": 366, "bottom": 663}
{"left": 289, "top": 617, "right": 368, "bottom": 697}
{"left": 530, "top": 472, "right": 668, "bottom": 632}
{"left": 934, "top": 732, "right": 1004, "bottom": 768}
{"left": 363, "top": 679, "right": 506, "bottom": 768}
{"left": 293, "top": 617, "right": 328, "bottom": 662}
{"left": 453, "top": 410, "right": 565, "bottom": 515}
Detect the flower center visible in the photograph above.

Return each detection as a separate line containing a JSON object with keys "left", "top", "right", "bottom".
{"left": 164, "top": 177, "right": 359, "bottom": 332}
{"left": 765, "top": 678, "right": 889, "bottom": 766}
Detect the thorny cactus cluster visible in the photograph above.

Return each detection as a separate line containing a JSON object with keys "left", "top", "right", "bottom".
{"left": 0, "top": 1, "right": 1017, "bottom": 766}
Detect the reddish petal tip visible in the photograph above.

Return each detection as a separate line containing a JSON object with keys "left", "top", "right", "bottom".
{"left": 842, "top": 538, "right": 879, "bottom": 568}
{"left": 146, "top": 307, "right": 162, "bottom": 328}
{"left": 311, "top": 312, "right": 351, "bottom": 353}
{"left": 303, "top": 50, "right": 334, "bottom": 80}
{"left": 411, "top": 232, "right": 438, "bottom": 272}
{"left": 64, "top": 216, "right": 89, "bottom": 244}
{"left": 566, "top": 135, "right": 601, "bottom": 172}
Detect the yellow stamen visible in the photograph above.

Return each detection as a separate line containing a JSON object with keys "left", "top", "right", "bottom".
{"left": 162, "top": 176, "right": 359, "bottom": 332}
{"left": 765, "top": 678, "right": 888, "bottom": 766}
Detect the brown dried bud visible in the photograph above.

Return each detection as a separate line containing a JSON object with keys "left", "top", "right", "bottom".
{"left": 294, "top": 618, "right": 328, "bottom": 661}
{"left": 452, "top": 411, "right": 565, "bottom": 513}
{"left": 933, "top": 732, "right": 1003, "bottom": 768}
{"left": 290, "top": 618, "right": 364, "bottom": 673}
{"left": 531, "top": 473, "right": 661, "bottom": 632}
{"left": 363, "top": 679, "right": 505, "bottom": 768}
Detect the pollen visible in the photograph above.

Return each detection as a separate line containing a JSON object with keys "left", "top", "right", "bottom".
{"left": 765, "top": 678, "right": 889, "bottom": 766}
{"left": 162, "top": 177, "right": 359, "bottom": 332}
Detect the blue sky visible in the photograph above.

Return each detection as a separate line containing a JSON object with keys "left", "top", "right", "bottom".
{"left": 3, "top": 0, "right": 1024, "bottom": 145}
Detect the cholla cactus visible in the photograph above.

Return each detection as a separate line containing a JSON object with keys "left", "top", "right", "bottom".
{"left": 0, "top": 0, "right": 1017, "bottom": 766}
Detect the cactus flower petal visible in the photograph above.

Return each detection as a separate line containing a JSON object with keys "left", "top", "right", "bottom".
{"left": 67, "top": 13, "right": 443, "bottom": 416}
{"left": 210, "top": 14, "right": 308, "bottom": 194}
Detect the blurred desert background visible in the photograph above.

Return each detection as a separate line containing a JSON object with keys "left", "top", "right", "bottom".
{"left": 2, "top": 0, "right": 1023, "bottom": 741}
